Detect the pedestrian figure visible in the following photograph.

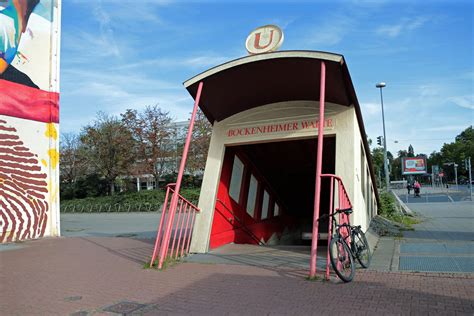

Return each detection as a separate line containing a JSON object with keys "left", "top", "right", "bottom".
{"left": 407, "top": 182, "right": 412, "bottom": 196}
{"left": 414, "top": 180, "right": 421, "bottom": 197}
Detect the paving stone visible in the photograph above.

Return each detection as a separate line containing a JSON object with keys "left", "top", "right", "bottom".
{"left": 103, "top": 301, "right": 148, "bottom": 314}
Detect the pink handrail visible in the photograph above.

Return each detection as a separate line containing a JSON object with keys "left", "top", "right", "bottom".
{"left": 150, "top": 184, "right": 200, "bottom": 268}
{"left": 151, "top": 81, "right": 203, "bottom": 269}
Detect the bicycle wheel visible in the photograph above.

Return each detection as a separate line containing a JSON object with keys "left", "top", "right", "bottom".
{"left": 353, "top": 230, "right": 371, "bottom": 268}
{"left": 329, "top": 237, "right": 355, "bottom": 282}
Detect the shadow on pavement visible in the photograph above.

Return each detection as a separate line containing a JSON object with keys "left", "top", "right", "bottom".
{"left": 123, "top": 272, "right": 474, "bottom": 315}
{"left": 80, "top": 237, "right": 154, "bottom": 265}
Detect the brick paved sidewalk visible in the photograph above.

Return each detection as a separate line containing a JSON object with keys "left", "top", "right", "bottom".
{"left": 1, "top": 237, "right": 473, "bottom": 315}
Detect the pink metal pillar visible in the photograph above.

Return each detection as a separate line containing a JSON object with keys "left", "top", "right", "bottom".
{"left": 325, "top": 176, "right": 334, "bottom": 280}
{"left": 309, "top": 61, "right": 326, "bottom": 278}
{"left": 157, "top": 81, "right": 204, "bottom": 269}
{"left": 150, "top": 186, "right": 171, "bottom": 266}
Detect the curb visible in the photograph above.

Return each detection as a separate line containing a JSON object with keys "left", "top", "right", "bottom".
{"left": 390, "top": 190, "right": 413, "bottom": 215}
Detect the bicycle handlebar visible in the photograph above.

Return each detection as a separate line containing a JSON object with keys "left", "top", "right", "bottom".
{"left": 317, "top": 207, "right": 353, "bottom": 221}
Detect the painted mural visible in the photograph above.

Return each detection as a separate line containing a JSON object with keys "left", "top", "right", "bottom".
{"left": 0, "top": 0, "right": 61, "bottom": 242}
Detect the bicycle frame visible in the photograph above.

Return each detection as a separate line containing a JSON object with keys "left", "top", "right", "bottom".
{"left": 333, "top": 223, "right": 355, "bottom": 258}
{"left": 334, "top": 220, "right": 367, "bottom": 265}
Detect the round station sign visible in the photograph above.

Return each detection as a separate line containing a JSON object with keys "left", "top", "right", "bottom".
{"left": 245, "top": 25, "right": 284, "bottom": 55}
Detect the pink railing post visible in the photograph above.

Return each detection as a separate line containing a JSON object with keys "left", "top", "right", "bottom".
{"left": 309, "top": 61, "right": 326, "bottom": 278}
{"left": 174, "top": 203, "right": 188, "bottom": 259}
{"left": 150, "top": 186, "right": 171, "bottom": 266}
{"left": 169, "top": 199, "right": 184, "bottom": 258}
{"left": 157, "top": 82, "right": 204, "bottom": 269}
{"left": 180, "top": 205, "right": 192, "bottom": 257}
{"left": 338, "top": 182, "right": 343, "bottom": 229}
{"left": 325, "top": 177, "right": 334, "bottom": 280}
{"left": 185, "top": 210, "right": 197, "bottom": 255}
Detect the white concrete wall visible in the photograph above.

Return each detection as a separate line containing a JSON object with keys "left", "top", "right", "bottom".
{"left": 190, "top": 100, "right": 376, "bottom": 253}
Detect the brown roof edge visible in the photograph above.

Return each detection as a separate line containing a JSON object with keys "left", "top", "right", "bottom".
{"left": 183, "top": 50, "right": 344, "bottom": 88}
{"left": 340, "top": 58, "right": 381, "bottom": 206}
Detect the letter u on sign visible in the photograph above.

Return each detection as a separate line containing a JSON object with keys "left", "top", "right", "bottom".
{"left": 253, "top": 30, "right": 274, "bottom": 49}
{"left": 245, "top": 25, "right": 284, "bottom": 55}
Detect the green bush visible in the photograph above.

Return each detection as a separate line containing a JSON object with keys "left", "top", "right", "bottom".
{"left": 60, "top": 187, "right": 201, "bottom": 212}
{"left": 378, "top": 191, "right": 398, "bottom": 217}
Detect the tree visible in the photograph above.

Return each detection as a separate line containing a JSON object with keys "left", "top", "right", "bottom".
{"left": 187, "top": 109, "right": 212, "bottom": 175}
{"left": 121, "top": 105, "right": 173, "bottom": 187}
{"left": 427, "top": 126, "right": 473, "bottom": 181}
{"left": 60, "top": 132, "right": 90, "bottom": 200}
{"left": 371, "top": 147, "right": 384, "bottom": 187}
{"left": 408, "top": 144, "right": 414, "bottom": 157}
{"left": 80, "top": 113, "right": 136, "bottom": 194}
{"left": 59, "top": 132, "right": 85, "bottom": 184}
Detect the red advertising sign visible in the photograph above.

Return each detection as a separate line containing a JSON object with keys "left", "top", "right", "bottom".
{"left": 402, "top": 157, "right": 427, "bottom": 175}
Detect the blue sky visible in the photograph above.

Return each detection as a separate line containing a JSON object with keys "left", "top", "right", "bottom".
{"left": 60, "top": 0, "right": 473, "bottom": 156}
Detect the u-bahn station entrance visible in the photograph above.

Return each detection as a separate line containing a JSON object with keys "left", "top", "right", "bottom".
{"left": 185, "top": 49, "right": 379, "bottom": 257}
{"left": 150, "top": 26, "right": 380, "bottom": 275}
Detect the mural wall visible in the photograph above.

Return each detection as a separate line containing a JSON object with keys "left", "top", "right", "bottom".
{"left": 0, "top": 0, "right": 61, "bottom": 242}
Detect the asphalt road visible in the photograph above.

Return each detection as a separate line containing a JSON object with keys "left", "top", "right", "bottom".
{"left": 394, "top": 185, "right": 473, "bottom": 203}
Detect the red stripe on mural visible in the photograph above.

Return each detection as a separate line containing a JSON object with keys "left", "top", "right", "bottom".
{"left": 0, "top": 140, "right": 24, "bottom": 147}
{"left": 0, "top": 125, "right": 18, "bottom": 132}
{"left": 0, "top": 79, "right": 59, "bottom": 123}
{"left": 0, "top": 148, "right": 35, "bottom": 158}
{"left": 0, "top": 154, "right": 39, "bottom": 165}
{"left": 0, "top": 199, "right": 16, "bottom": 242}
{"left": 13, "top": 146, "right": 31, "bottom": 152}
{"left": 0, "top": 134, "right": 20, "bottom": 140}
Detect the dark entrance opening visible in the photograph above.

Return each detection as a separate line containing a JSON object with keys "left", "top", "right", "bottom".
{"left": 210, "top": 136, "right": 336, "bottom": 249}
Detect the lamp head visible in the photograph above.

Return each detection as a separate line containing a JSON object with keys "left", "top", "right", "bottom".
{"left": 376, "top": 82, "right": 386, "bottom": 88}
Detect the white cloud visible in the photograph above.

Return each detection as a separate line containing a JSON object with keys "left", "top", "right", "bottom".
{"left": 419, "top": 85, "right": 440, "bottom": 97}
{"left": 92, "top": 1, "right": 121, "bottom": 58}
{"left": 448, "top": 96, "right": 474, "bottom": 110}
{"left": 114, "top": 53, "right": 232, "bottom": 71}
{"left": 376, "top": 16, "right": 428, "bottom": 38}
{"left": 360, "top": 102, "right": 381, "bottom": 116}
{"left": 306, "top": 14, "right": 355, "bottom": 46}
{"left": 64, "top": 31, "right": 120, "bottom": 58}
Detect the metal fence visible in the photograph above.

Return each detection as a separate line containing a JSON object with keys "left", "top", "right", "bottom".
{"left": 60, "top": 203, "right": 163, "bottom": 213}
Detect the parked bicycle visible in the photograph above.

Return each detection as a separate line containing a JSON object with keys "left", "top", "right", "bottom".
{"left": 319, "top": 207, "right": 371, "bottom": 282}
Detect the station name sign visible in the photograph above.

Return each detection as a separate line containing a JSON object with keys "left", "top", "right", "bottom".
{"left": 227, "top": 118, "right": 334, "bottom": 138}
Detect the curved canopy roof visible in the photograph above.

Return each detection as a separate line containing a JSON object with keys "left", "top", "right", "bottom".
{"left": 183, "top": 50, "right": 379, "bottom": 203}
{"left": 184, "top": 50, "right": 359, "bottom": 123}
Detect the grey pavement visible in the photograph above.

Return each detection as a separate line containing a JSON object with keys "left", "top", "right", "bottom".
{"left": 370, "top": 200, "right": 474, "bottom": 273}
{"left": 402, "top": 202, "right": 473, "bottom": 241}
{"left": 398, "top": 201, "right": 474, "bottom": 273}
{"left": 60, "top": 212, "right": 162, "bottom": 239}
{"left": 184, "top": 243, "right": 329, "bottom": 270}
{"left": 368, "top": 237, "right": 398, "bottom": 272}
{"left": 1, "top": 236, "right": 473, "bottom": 315}
{"left": 1, "top": 209, "right": 473, "bottom": 314}
{"left": 393, "top": 186, "right": 473, "bottom": 203}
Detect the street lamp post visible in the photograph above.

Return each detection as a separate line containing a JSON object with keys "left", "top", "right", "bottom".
{"left": 376, "top": 82, "right": 390, "bottom": 191}
{"left": 467, "top": 157, "right": 472, "bottom": 201}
